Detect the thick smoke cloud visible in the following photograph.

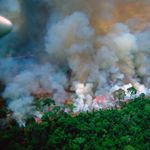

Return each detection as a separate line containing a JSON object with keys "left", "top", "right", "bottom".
{"left": 2, "top": 63, "right": 68, "bottom": 124}
{"left": 0, "top": 0, "right": 68, "bottom": 123}
{"left": 45, "top": 0, "right": 150, "bottom": 112}
{"left": 1, "top": 0, "right": 150, "bottom": 122}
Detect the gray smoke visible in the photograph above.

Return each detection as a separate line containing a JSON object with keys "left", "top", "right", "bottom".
{"left": 45, "top": 0, "right": 150, "bottom": 112}
{"left": 1, "top": 0, "right": 150, "bottom": 122}
{"left": 2, "top": 62, "right": 68, "bottom": 122}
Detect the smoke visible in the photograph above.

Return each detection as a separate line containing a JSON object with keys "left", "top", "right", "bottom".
{"left": 2, "top": 62, "right": 68, "bottom": 123}
{"left": 1, "top": 0, "right": 150, "bottom": 122}
{"left": 45, "top": 0, "right": 150, "bottom": 113}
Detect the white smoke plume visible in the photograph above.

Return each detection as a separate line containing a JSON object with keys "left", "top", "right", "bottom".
{"left": 1, "top": 0, "right": 150, "bottom": 121}
{"left": 2, "top": 62, "right": 68, "bottom": 122}
{"left": 45, "top": 0, "right": 150, "bottom": 113}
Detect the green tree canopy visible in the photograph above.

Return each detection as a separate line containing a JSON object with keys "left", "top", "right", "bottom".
{"left": 127, "top": 87, "right": 137, "bottom": 99}
{"left": 53, "top": 106, "right": 61, "bottom": 113}
{"left": 113, "top": 88, "right": 126, "bottom": 102}
{"left": 140, "top": 93, "right": 145, "bottom": 99}
{"left": 43, "top": 98, "right": 55, "bottom": 107}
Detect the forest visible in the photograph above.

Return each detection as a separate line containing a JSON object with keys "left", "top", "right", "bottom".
{"left": 0, "top": 89, "right": 150, "bottom": 150}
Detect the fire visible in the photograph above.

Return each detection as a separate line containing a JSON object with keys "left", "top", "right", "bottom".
{"left": 18, "top": 55, "right": 34, "bottom": 59}
{"left": 0, "top": 55, "right": 34, "bottom": 64}
{"left": 92, "top": 95, "right": 107, "bottom": 102}
{"left": 92, "top": 96, "right": 101, "bottom": 102}
{"left": 56, "top": 60, "right": 65, "bottom": 65}
{"left": 71, "top": 114, "right": 78, "bottom": 117}
{"left": 102, "top": 106, "right": 105, "bottom": 109}
{"left": 3, "top": 1, "right": 150, "bottom": 124}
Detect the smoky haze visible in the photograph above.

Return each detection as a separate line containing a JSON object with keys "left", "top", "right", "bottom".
{"left": 1, "top": 0, "right": 150, "bottom": 124}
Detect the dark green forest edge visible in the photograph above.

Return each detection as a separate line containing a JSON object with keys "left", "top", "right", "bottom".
{"left": 1, "top": 89, "right": 150, "bottom": 150}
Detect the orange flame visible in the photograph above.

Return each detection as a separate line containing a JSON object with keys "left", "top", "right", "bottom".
{"left": 71, "top": 114, "right": 78, "bottom": 117}
{"left": 18, "top": 55, "right": 34, "bottom": 59}
{"left": 92, "top": 95, "right": 107, "bottom": 102}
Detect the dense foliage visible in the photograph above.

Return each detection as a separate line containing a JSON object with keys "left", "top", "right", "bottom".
{"left": 1, "top": 96, "right": 150, "bottom": 150}
{"left": 113, "top": 88, "right": 126, "bottom": 102}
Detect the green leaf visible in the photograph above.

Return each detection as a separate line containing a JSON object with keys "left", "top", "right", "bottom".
{"left": 53, "top": 106, "right": 61, "bottom": 113}
{"left": 42, "top": 122, "right": 49, "bottom": 128}
{"left": 73, "top": 137, "right": 86, "bottom": 144}
{"left": 43, "top": 98, "right": 55, "bottom": 106}
{"left": 123, "top": 145, "right": 135, "bottom": 150}
{"left": 127, "top": 87, "right": 137, "bottom": 95}
{"left": 113, "top": 88, "right": 126, "bottom": 101}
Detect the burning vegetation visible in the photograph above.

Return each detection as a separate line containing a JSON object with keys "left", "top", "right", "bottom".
{"left": 1, "top": 93, "right": 150, "bottom": 149}
{"left": 0, "top": 0, "right": 150, "bottom": 135}
{"left": 1, "top": 0, "right": 150, "bottom": 149}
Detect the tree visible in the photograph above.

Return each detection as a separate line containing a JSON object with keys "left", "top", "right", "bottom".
{"left": 43, "top": 98, "right": 55, "bottom": 111}
{"left": 123, "top": 145, "right": 135, "bottom": 150}
{"left": 68, "top": 104, "right": 75, "bottom": 114}
{"left": 0, "top": 108, "right": 7, "bottom": 118}
{"left": 53, "top": 106, "right": 61, "bottom": 113}
{"left": 10, "top": 119, "right": 19, "bottom": 127}
{"left": 43, "top": 98, "right": 55, "bottom": 106}
{"left": 30, "top": 99, "right": 42, "bottom": 112}
{"left": 127, "top": 87, "right": 137, "bottom": 99}
{"left": 25, "top": 117, "right": 35, "bottom": 126}
{"left": 140, "top": 93, "right": 145, "bottom": 99}
{"left": 41, "top": 114, "right": 49, "bottom": 122}
{"left": 113, "top": 88, "right": 126, "bottom": 102}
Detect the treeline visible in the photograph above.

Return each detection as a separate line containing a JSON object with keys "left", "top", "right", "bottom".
{"left": 1, "top": 95, "right": 150, "bottom": 149}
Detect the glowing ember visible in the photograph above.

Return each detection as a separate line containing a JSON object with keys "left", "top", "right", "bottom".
{"left": 102, "top": 106, "right": 105, "bottom": 109}
{"left": 18, "top": 55, "right": 34, "bottom": 59}
{"left": 71, "top": 114, "right": 78, "bottom": 117}
{"left": 92, "top": 95, "right": 107, "bottom": 103}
